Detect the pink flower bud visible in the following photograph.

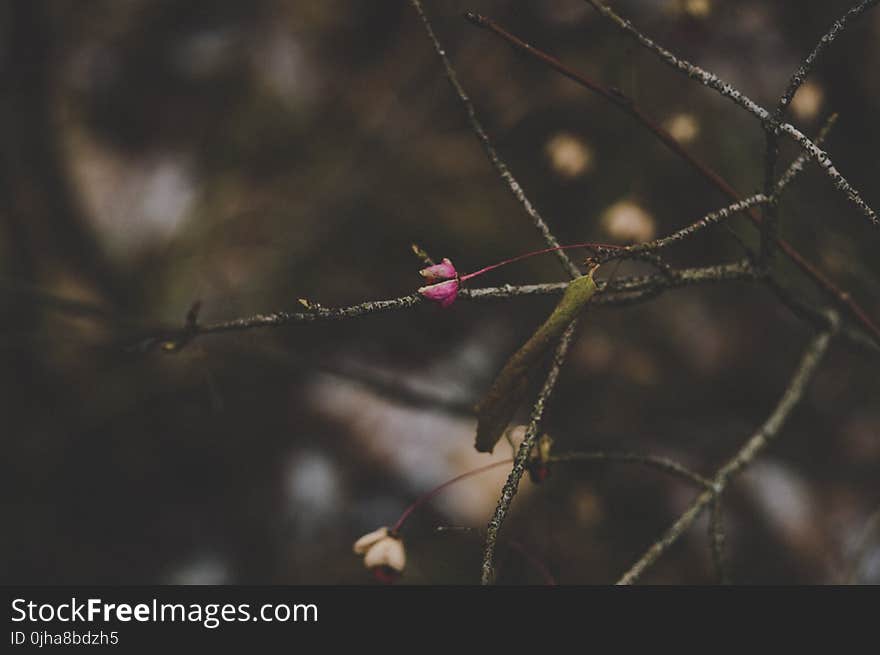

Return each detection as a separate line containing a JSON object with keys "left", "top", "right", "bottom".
{"left": 419, "top": 258, "right": 457, "bottom": 283}
{"left": 418, "top": 279, "right": 459, "bottom": 308}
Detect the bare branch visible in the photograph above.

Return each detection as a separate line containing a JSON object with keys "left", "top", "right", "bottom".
{"left": 197, "top": 294, "right": 424, "bottom": 335}
{"left": 466, "top": 260, "right": 757, "bottom": 302}
{"left": 481, "top": 320, "right": 578, "bottom": 584}
{"left": 764, "top": 111, "right": 839, "bottom": 262}
{"left": 128, "top": 261, "right": 754, "bottom": 352}
{"left": 549, "top": 451, "right": 711, "bottom": 489}
{"left": 764, "top": 0, "right": 877, "bottom": 258}
{"left": 626, "top": 161, "right": 810, "bottom": 256}
{"left": 778, "top": 1, "right": 879, "bottom": 115}
{"left": 846, "top": 504, "right": 880, "bottom": 583}
{"left": 709, "top": 496, "right": 728, "bottom": 584}
{"left": 409, "top": 0, "right": 580, "bottom": 279}
{"left": 466, "top": 13, "right": 880, "bottom": 347}
{"left": 584, "top": 0, "right": 880, "bottom": 231}
{"left": 763, "top": 276, "right": 879, "bottom": 354}
{"left": 617, "top": 317, "right": 837, "bottom": 584}
{"left": 435, "top": 526, "right": 557, "bottom": 585}
{"left": 629, "top": 195, "right": 768, "bottom": 254}
{"left": 553, "top": 449, "right": 730, "bottom": 582}
{"left": 773, "top": 113, "right": 839, "bottom": 196}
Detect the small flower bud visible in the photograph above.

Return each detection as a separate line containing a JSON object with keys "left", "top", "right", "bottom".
{"left": 363, "top": 535, "right": 406, "bottom": 573}
{"left": 418, "top": 279, "right": 459, "bottom": 308}
{"left": 353, "top": 527, "right": 406, "bottom": 583}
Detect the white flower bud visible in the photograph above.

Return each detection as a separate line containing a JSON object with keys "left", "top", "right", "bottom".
{"left": 353, "top": 526, "right": 389, "bottom": 555}
{"left": 363, "top": 536, "right": 406, "bottom": 573}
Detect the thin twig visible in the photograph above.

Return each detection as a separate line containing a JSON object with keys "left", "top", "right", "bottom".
{"left": 549, "top": 451, "right": 711, "bottom": 489}
{"left": 550, "top": 450, "right": 728, "bottom": 581}
{"left": 846, "top": 504, "right": 880, "bottom": 584}
{"left": 629, "top": 195, "right": 769, "bottom": 254}
{"left": 435, "top": 526, "right": 557, "bottom": 585}
{"left": 773, "top": 114, "right": 839, "bottom": 196}
{"left": 479, "top": 447, "right": 735, "bottom": 583}
{"left": 763, "top": 276, "right": 879, "bottom": 354}
{"left": 778, "top": 1, "right": 879, "bottom": 115}
{"left": 466, "top": 260, "right": 756, "bottom": 302}
{"left": 627, "top": 158, "right": 812, "bottom": 255}
{"left": 764, "top": 0, "right": 878, "bottom": 261}
{"left": 708, "top": 496, "right": 728, "bottom": 584}
{"left": 617, "top": 316, "right": 837, "bottom": 584}
{"left": 194, "top": 294, "right": 424, "bottom": 334}
{"left": 409, "top": 0, "right": 580, "bottom": 279}
{"left": 131, "top": 261, "right": 755, "bottom": 350}
{"left": 464, "top": 11, "right": 741, "bottom": 207}
{"left": 481, "top": 320, "right": 578, "bottom": 584}
{"left": 466, "top": 14, "right": 880, "bottom": 347}
{"left": 584, "top": 0, "right": 880, "bottom": 231}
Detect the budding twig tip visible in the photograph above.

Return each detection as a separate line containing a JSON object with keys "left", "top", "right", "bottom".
{"left": 463, "top": 11, "right": 486, "bottom": 28}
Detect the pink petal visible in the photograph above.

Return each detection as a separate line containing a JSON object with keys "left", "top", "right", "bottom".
{"left": 418, "top": 279, "right": 459, "bottom": 308}
{"left": 419, "top": 258, "right": 457, "bottom": 283}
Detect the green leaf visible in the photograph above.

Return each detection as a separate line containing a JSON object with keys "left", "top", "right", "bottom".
{"left": 474, "top": 272, "right": 598, "bottom": 453}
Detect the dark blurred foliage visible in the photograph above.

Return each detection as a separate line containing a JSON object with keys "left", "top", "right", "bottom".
{"left": 1, "top": 0, "right": 878, "bottom": 584}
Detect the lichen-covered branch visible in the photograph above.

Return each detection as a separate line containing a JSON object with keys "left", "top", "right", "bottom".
{"left": 480, "top": 321, "right": 578, "bottom": 584}
{"left": 136, "top": 261, "right": 755, "bottom": 351}
{"left": 764, "top": 112, "right": 838, "bottom": 262}
{"left": 764, "top": 0, "right": 877, "bottom": 259}
{"left": 773, "top": 114, "right": 838, "bottom": 197}
{"left": 409, "top": 0, "right": 580, "bottom": 279}
{"left": 629, "top": 195, "right": 768, "bottom": 254}
{"left": 777, "top": 0, "right": 879, "bottom": 114}
{"left": 584, "top": 0, "right": 879, "bottom": 231}
{"left": 466, "top": 13, "right": 880, "bottom": 347}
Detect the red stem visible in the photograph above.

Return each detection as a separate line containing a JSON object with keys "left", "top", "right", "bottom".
{"left": 459, "top": 242, "right": 623, "bottom": 282}
{"left": 506, "top": 538, "right": 557, "bottom": 586}
{"left": 392, "top": 459, "right": 514, "bottom": 533}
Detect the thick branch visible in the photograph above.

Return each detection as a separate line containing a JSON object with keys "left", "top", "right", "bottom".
{"left": 156, "top": 261, "right": 752, "bottom": 347}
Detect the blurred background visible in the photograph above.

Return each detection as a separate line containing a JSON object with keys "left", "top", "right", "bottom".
{"left": 1, "top": 0, "right": 879, "bottom": 584}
